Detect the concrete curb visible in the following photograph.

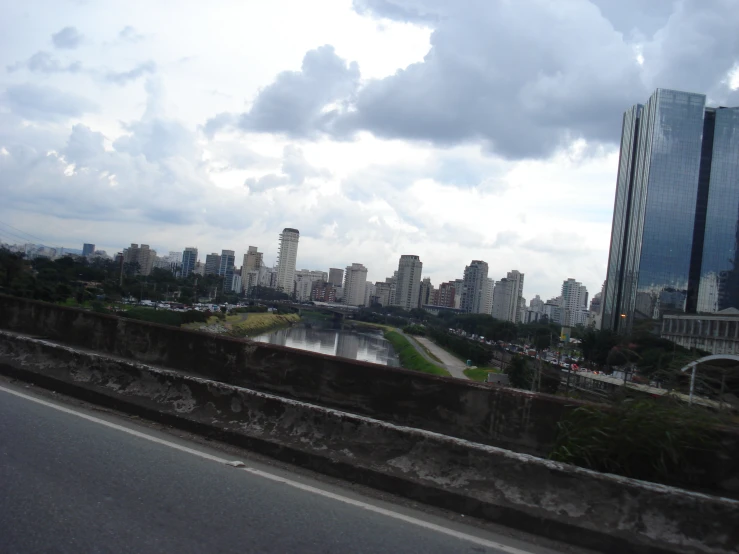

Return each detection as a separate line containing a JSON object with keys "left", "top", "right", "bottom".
{"left": 1, "top": 330, "right": 737, "bottom": 554}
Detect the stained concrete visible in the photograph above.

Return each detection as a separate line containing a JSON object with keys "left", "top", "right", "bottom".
{"left": 0, "top": 330, "right": 738, "bottom": 554}
{"left": 1, "top": 296, "right": 737, "bottom": 496}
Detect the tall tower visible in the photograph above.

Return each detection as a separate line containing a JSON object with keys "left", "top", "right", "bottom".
{"left": 242, "top": 246, "right": 263, "bottom": 273}
{"left": 328, "top": 268, "right": 344, "bottom": 287}
{"left": 460, "top": 260, "right": 488, "bottom": 313}
{"left": 393, "top": 255, "right": 423, "bottom": 310}
{"left": 219, "top": 250, "right": 236, "bottom": 292}
{"left": 343, "top": 263, "right": 368, "bottom": 306}
{"left": 276, "top": 228, "right": 299, "bottom": 294}
{"left": 181, "top": 247, "right": 198, "bottom": 278}
{"left": 602, "top": 89, "right": 739, "bottom": 332}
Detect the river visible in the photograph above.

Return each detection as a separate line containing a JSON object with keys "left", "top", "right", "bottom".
{"left": 252, "top": 324, "right": 400, "bottom": 367}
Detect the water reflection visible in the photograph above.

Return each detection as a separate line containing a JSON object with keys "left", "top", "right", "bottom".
{"left": 252, "top": 325, "right": 400, "bottom": 367}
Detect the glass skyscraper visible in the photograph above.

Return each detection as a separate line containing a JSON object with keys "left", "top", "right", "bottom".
{"left": 181, "top": 247, "right": 198, "bottom": 279}
{"left": 603, "top": 89, "right": 739, "bottom": 333}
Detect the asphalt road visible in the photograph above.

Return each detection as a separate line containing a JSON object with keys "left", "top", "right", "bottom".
{"left": 0, "top": 383, "right": 571, "bottom": 554}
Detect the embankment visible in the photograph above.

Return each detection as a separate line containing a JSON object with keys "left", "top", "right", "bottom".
{"left": 383, "top": 330, "right": 449, "bottom": 377}
{"left": 188, "top": 312, "right": 300, "bottom": 337}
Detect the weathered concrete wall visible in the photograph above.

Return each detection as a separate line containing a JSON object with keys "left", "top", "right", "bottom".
{"left": 0, "top": 295, "right": 584, "bottom": 456}
{"left": 1, "top": 330, "right": 737, "bottom": 554}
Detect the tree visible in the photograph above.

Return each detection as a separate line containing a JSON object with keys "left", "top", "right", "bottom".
{"left": 506, "top": 355, "right": 533, "bottom": 389}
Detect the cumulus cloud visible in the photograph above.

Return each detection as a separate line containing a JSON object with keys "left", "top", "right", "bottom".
{"left": 244, "top": 145, "right": 330, "bottom": 192}
{"left": 2, "top": 83, "right": 97, "bottom": 121}
{"left": 52, "top": 26, "right": 84, "bottom": 50}
{"left": 104, "top": 61, "right": 157, "bottom": 85}
{"left": 118, "top": 25, "right": 145, "bottom": 43}
{"left": 205, "top": 45, "right": 359, "bottom": 138}
{"left": 207, "top": 0, "right": 739, "bottom": 159}
{"left": 7, "top": 51, "right": 82, "bottom": 74}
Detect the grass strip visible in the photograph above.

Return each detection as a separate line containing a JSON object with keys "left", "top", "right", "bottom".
{"left": 384, "top": 331, "right": 450, "bottom": 377}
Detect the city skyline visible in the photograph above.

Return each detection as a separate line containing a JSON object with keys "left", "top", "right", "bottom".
{"left": 0, "top": 223, "right": 600, "bottom": 310}
{"left": 2, "top": 2, "right": 738, "bottom": 302}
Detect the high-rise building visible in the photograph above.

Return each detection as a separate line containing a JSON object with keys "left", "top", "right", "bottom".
{"left": 561, "top": 278, "right": 588, "bottom": 327}
{"left": 242, "top": 246, "right": 263, "bottom": 274}
{"left": 122, "top": 243, "right": 156, "bottom": 276}
{"left": 311, "top": 281, "right": 336, "bottom": 303}
{"left": 491, "top": 271, "right": 524, "bottom": 323}
{"left": 460, "top": 260, "right": 488, "bottom": 313}
{"left": 328, "top": 268, "right": 344, "bottom": 287}
{"left": 343, "top": 263, "right": 368, "bottom": 306}
{"left": 82, "top": 243, "right": 95, "bottom": 257}
{"left": 418, "top": 277, "right": 433, "bottom": 308}
{"left": 181, "top": 247, "right": 198, "bottom": 278}
{"left": 374, "top": 282, "right": 392, "bottom": 306}
{"left": 204, "top": 253, "right": 221, "bottom": 276}
{"left": 294, "top": 269, "right": 327, "bottom": 301}
{"left": 364, "top": 281, "right": 376, "bottom": 307}
{"left": 436, "top": 281, "right": 456, "bottom": 308}
{"left": 219, "top": 250, "right": 236, "bottom": 292}
{"left": 276, "top": 228, "right": 299, "bottom": 293}
{"left": 481, "top": 277, "right": 495, "bottom": 315}
{"left": 393, "top": 255, "right": 423, "bottom": 310}
{"left": 603, "top": 89, "right": 739, "bottom": 332}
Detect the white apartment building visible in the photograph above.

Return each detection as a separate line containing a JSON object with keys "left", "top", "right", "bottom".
{"left": 242, "top": 246, "right": 263, "bottom": 273}
{"left": 491, "top": 270, "right": 524, "bottom": 323}
{"left": 294, "top": 269, "right": 328, "bottom": 302}
{"left": 123, "top": 243, "right": 156, "bottom": 276}
{"left": 461, "top": 260, "right": 488, "bottom": 313}
{"left": 275, "top": 228, "right": 299, "bottom": 293}
{"left": 343, "top": 263, "right": 368, "bottom": 306}
{"left": 481, "top": 277, "right": 495, "bottom": 315}
{"left": 394, "top": 255, "right": 423, "bottom": 310}
{"left": 364, "top": 281, "right": 376, "bottom": 307}
{"left": 561, "top": 278, "right": 589, "bottom": 327}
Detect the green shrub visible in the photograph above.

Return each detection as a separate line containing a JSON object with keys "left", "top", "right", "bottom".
{"left": 549, "top": 398, "right": 723, "bottom": 486}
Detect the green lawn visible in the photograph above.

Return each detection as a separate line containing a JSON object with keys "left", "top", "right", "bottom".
{"left": 463, "top": 367, "right": 502, "bottom": 382}
{"left": 384, "top": 331, "right": 450, "bottom": 377}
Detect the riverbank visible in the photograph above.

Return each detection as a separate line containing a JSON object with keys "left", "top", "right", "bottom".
{"left": 383, "top": 331, "right": 450, "bottom": 377}
{"left": 184, "top": 312, "right": 300, "bottom": 337}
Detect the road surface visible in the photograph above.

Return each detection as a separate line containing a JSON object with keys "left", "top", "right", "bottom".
{"left": 0, "top": 381, "right": 576, "bottom": 554}
{"left": 413, "top": 336, "right": 470, "bottom": 379}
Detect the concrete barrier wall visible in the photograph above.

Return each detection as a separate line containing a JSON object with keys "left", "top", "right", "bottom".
{"left": 1, "top": 330, "right": 737, "bottom": 554}
{"left": 0, "top": 295, "right": 584, "bottom": 456}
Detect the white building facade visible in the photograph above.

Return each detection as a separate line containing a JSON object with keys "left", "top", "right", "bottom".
{"left": 343, "top": 263, "right": 368, "bottom": 306}
{"left": 394, "top": 255, "right": 423, "bottom": 310}
{"left": 275, "top": 228, "right": 299, "bottom": 294}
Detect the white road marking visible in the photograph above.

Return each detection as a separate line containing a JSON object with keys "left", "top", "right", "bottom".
{"left": 0, "top": 384, "right": 538, "bottom": 554}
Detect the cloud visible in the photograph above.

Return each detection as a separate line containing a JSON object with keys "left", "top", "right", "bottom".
{"left": 207, "top": 1, "right": 739, "bottom": 160}
{"left": 63, "top": 124, "right": 106, "bottom": 166}
{"left": 119, "top": 25, "right": 145, "bottom": 43}
{"left": 205, "top": 45, "right": 360, "bottom": 138}
{"left": 2, "top": 83, "right": 97, "bottom": 121}
{"left": 7, "top": 51, "right": 82, "bottom": 74}
{"left": 244, "top": 145, "right": 329, "bottom": 192}
{"left": 104, "top": 61, "right": 157, "bottom": 85}
{"left": 52, "top": 26, "right": 84, "bottom": 50}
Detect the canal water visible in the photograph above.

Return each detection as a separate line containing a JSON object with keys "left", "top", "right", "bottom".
{"left": 252, "top": 324, "right": 400, "bottom": 367}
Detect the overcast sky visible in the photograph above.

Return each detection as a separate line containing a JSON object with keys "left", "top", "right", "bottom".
{"left": 2, "top": 0, "right": 739, "bottom": 301}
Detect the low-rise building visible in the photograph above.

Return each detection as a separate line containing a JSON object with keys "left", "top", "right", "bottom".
{"left": 661, "top": 309, "right": 739, "bottom": 355}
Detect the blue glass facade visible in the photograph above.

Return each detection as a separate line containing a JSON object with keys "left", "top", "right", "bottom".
{"left": 698, "top": 107, "right": 739, "bottom": 312}
{"left": 602, "top": 105, "right": 641, "bottom": 332}
{"left": 603, "top": 89, "right": 724, "bottom": 333}
{"left": 181, "top": 247, "right": 197, "bottom": 279}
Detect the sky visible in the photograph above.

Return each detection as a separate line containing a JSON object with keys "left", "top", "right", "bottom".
{"left": 1, "top": 0, "right": 739, "bottom": 301}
